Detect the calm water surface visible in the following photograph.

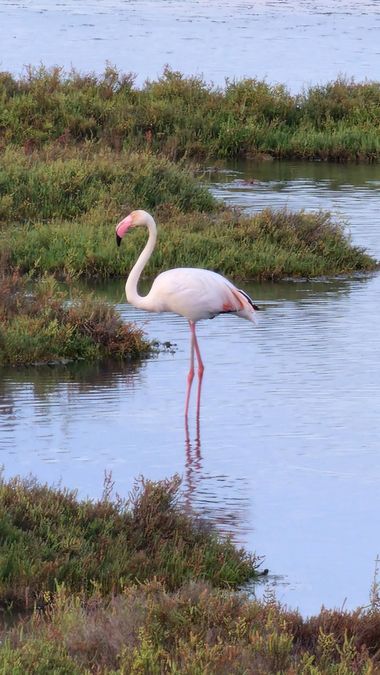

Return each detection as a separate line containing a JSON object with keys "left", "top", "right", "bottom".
{"left": 209, "top": 160, "right": 380, "bottom": 256}
{"left": 1, "top": 162, "right": 380, "bottom": 616}
{"left": 1, "top": 0, "right": 380, "bottom": 90}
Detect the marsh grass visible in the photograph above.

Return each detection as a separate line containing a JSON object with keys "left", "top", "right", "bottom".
{"left": 0, "top": 146, "right": 215, "bottom": 224}
{"left": 0, "top": 273, "right": 151, "bottom": 366}
{"left": 1, "top": 205, "right": 376, "bottom": 281}
{"left": 1, "top": 66, "right": 380, "bottom": 161}
{"left": 0, "top": 87, "right": 377, "bottom": 281}
{"left": 0, "top": 473, "right": 259, "bottom": 611}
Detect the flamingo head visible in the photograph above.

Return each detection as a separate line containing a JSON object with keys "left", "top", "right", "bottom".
{"left": 115, "top": 210, "right": 150, "bottom": 246}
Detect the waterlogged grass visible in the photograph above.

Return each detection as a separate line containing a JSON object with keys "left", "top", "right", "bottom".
{"left": 1, "top": 206, "right": 376, "bottom": 281}
{"left": 0, "top": 274, "right": 151, "bottom": 366}
{"left": 1, "top": 65, "right": 380, "bottom": 161}
{"left": 0, "top": 474, "right": 259, "bottom": 610}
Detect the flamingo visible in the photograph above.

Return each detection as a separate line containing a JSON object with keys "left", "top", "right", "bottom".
{"left": 116, "top": 210, "right": 259, "bottom": 417}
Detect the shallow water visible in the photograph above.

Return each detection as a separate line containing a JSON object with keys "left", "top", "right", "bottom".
{"left": 1, "top": 0, "right": 380, "bottom": 90}
{"left": 1, "top": 161, "right": 380, "bottom": 615}
{"left": 209, "top": 159, "right": 380, "bottom": 256}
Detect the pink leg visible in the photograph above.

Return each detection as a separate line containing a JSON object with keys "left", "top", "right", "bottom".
{"left": 190, "top": 322, "right": 204, "bottom": 419}
{"left": 192, "top": 323, "right": 204, "bottom": 376}
{"left": 185, "top": 323, "right": 195, "bottom": 418}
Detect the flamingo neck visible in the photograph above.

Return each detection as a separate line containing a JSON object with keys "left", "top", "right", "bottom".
{"left": 125, "top": 213, "right": 157, "bottom": 310}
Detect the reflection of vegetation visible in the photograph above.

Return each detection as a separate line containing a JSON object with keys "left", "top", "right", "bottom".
{"left": 1, "top": 66, "right": 379, "bottom": 160}
{"left": 217, "top": 157, "right": 380, "bottom": 187}
{"left": 0, "top": 359, "right": 145, "bottom": 420}
{"left": 0, "top": 473, "right": 379, "bottom": 672}
{"left": 0, "top": 274, "right": 151, "bottom": 366}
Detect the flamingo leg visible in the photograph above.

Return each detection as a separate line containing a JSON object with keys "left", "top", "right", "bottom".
{"left": 192, "top": 323, "right": 204, "bottom": 376}
{"left": 185, "top": 322, "right": 195, "bottom": 418}
{"left": 190, "top": 321, "right": 204, "bottom": 419}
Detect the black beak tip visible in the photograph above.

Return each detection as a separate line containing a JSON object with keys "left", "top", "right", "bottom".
{"left": 116, "top": 233, "right": 122, "bottom": 247}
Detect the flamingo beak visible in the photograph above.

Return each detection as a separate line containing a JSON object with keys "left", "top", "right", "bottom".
{"left": 116, "top": 215, "right": 133, "bottom": 247}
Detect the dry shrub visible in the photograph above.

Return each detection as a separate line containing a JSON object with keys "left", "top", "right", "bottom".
{"left": 3, "top": 581, "right": 377, "bottom": 673}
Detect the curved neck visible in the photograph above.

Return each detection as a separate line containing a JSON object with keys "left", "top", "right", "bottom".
{"left": 125, "top": 214, "right": 157, "bottom": 309}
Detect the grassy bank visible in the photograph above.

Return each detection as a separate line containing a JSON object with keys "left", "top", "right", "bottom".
{"left": 0, "top": 273, "right": 151, "bottom": 366}
{"left": 0, "top": 474, "right": 259, "bottom": 609}
{"left": 1, "top": 66, "right": 380, "bottom": 161}
{"left": 0, "top": 474, "right": 380, "bottom": 673}
{"left": 2, "top": 205, "right": 376, "bottom": 281}
{"left": 0, "top": 147, "right": 376, "bottom": 280}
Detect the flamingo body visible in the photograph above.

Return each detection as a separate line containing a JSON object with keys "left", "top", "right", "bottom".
{"left": 116, "top": 210, "right": 259, "bottom": 416}
{"left": 140, "top": 267, "right": 257, "bottom": 323}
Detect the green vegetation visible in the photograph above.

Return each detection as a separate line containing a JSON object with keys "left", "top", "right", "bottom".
{"left": 1, "top": 203, "right": 376, "bottom": 281}
{"left": 0, "top": 66, "right": 377, "bottom": 289}
{"left": 0, "top": 473, "right": 259, "bottom": 609}
{"left": 2, "top": 582, "right": 380, "bottom": 674}
{"left": 0, "top": 69, "right": 377, "bottom": 281}
{"left": 0, "top": 146, "right": 215, "bottom": 224}
{"left": 0, "top": 473, "right": 379, "bottom": 673}
{"left": 0, "top": 146, "right": 376, "bottom": 280}
{"left": 0, "top": 273, "right": 151, "bottom": 366}
{"left": 1, "top": 65, "right": 380, "bottom": 161}
{"left": 1, "top": 65, "right": 379, "bottom": 672}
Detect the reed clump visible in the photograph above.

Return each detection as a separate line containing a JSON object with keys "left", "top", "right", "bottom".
{"left": 1, "top": 65, "right": 380, "bottom": 161}
{"left": 0, "top": 273, "right": 151, "bottom": 366}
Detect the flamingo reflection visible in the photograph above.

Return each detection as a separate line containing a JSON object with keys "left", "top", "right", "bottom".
{"left": 183, "top": 414, "right": 252, "bottom": 545}
{"left": 183, "top": 413, "right": 202, "bottom": 515}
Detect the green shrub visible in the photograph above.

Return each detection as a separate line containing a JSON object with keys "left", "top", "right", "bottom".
{"left": 0, "top": 474, "right": 259, "bottom": 609}
{"left": 0, "top": 147, "right": 215, "bottom": 224}
{"left": 1, "top": 207, "right": 376, "bottom": 281}
{"left": 0, "top": 274, "right": 151, "bottom": 366}
{"left": 1, "top": 66, "right": 379, "bottom": 160}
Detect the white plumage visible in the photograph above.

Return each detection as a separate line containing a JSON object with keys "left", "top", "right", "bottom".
{"left": 143, "top": 267, "right": 257, "bottom": 322}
